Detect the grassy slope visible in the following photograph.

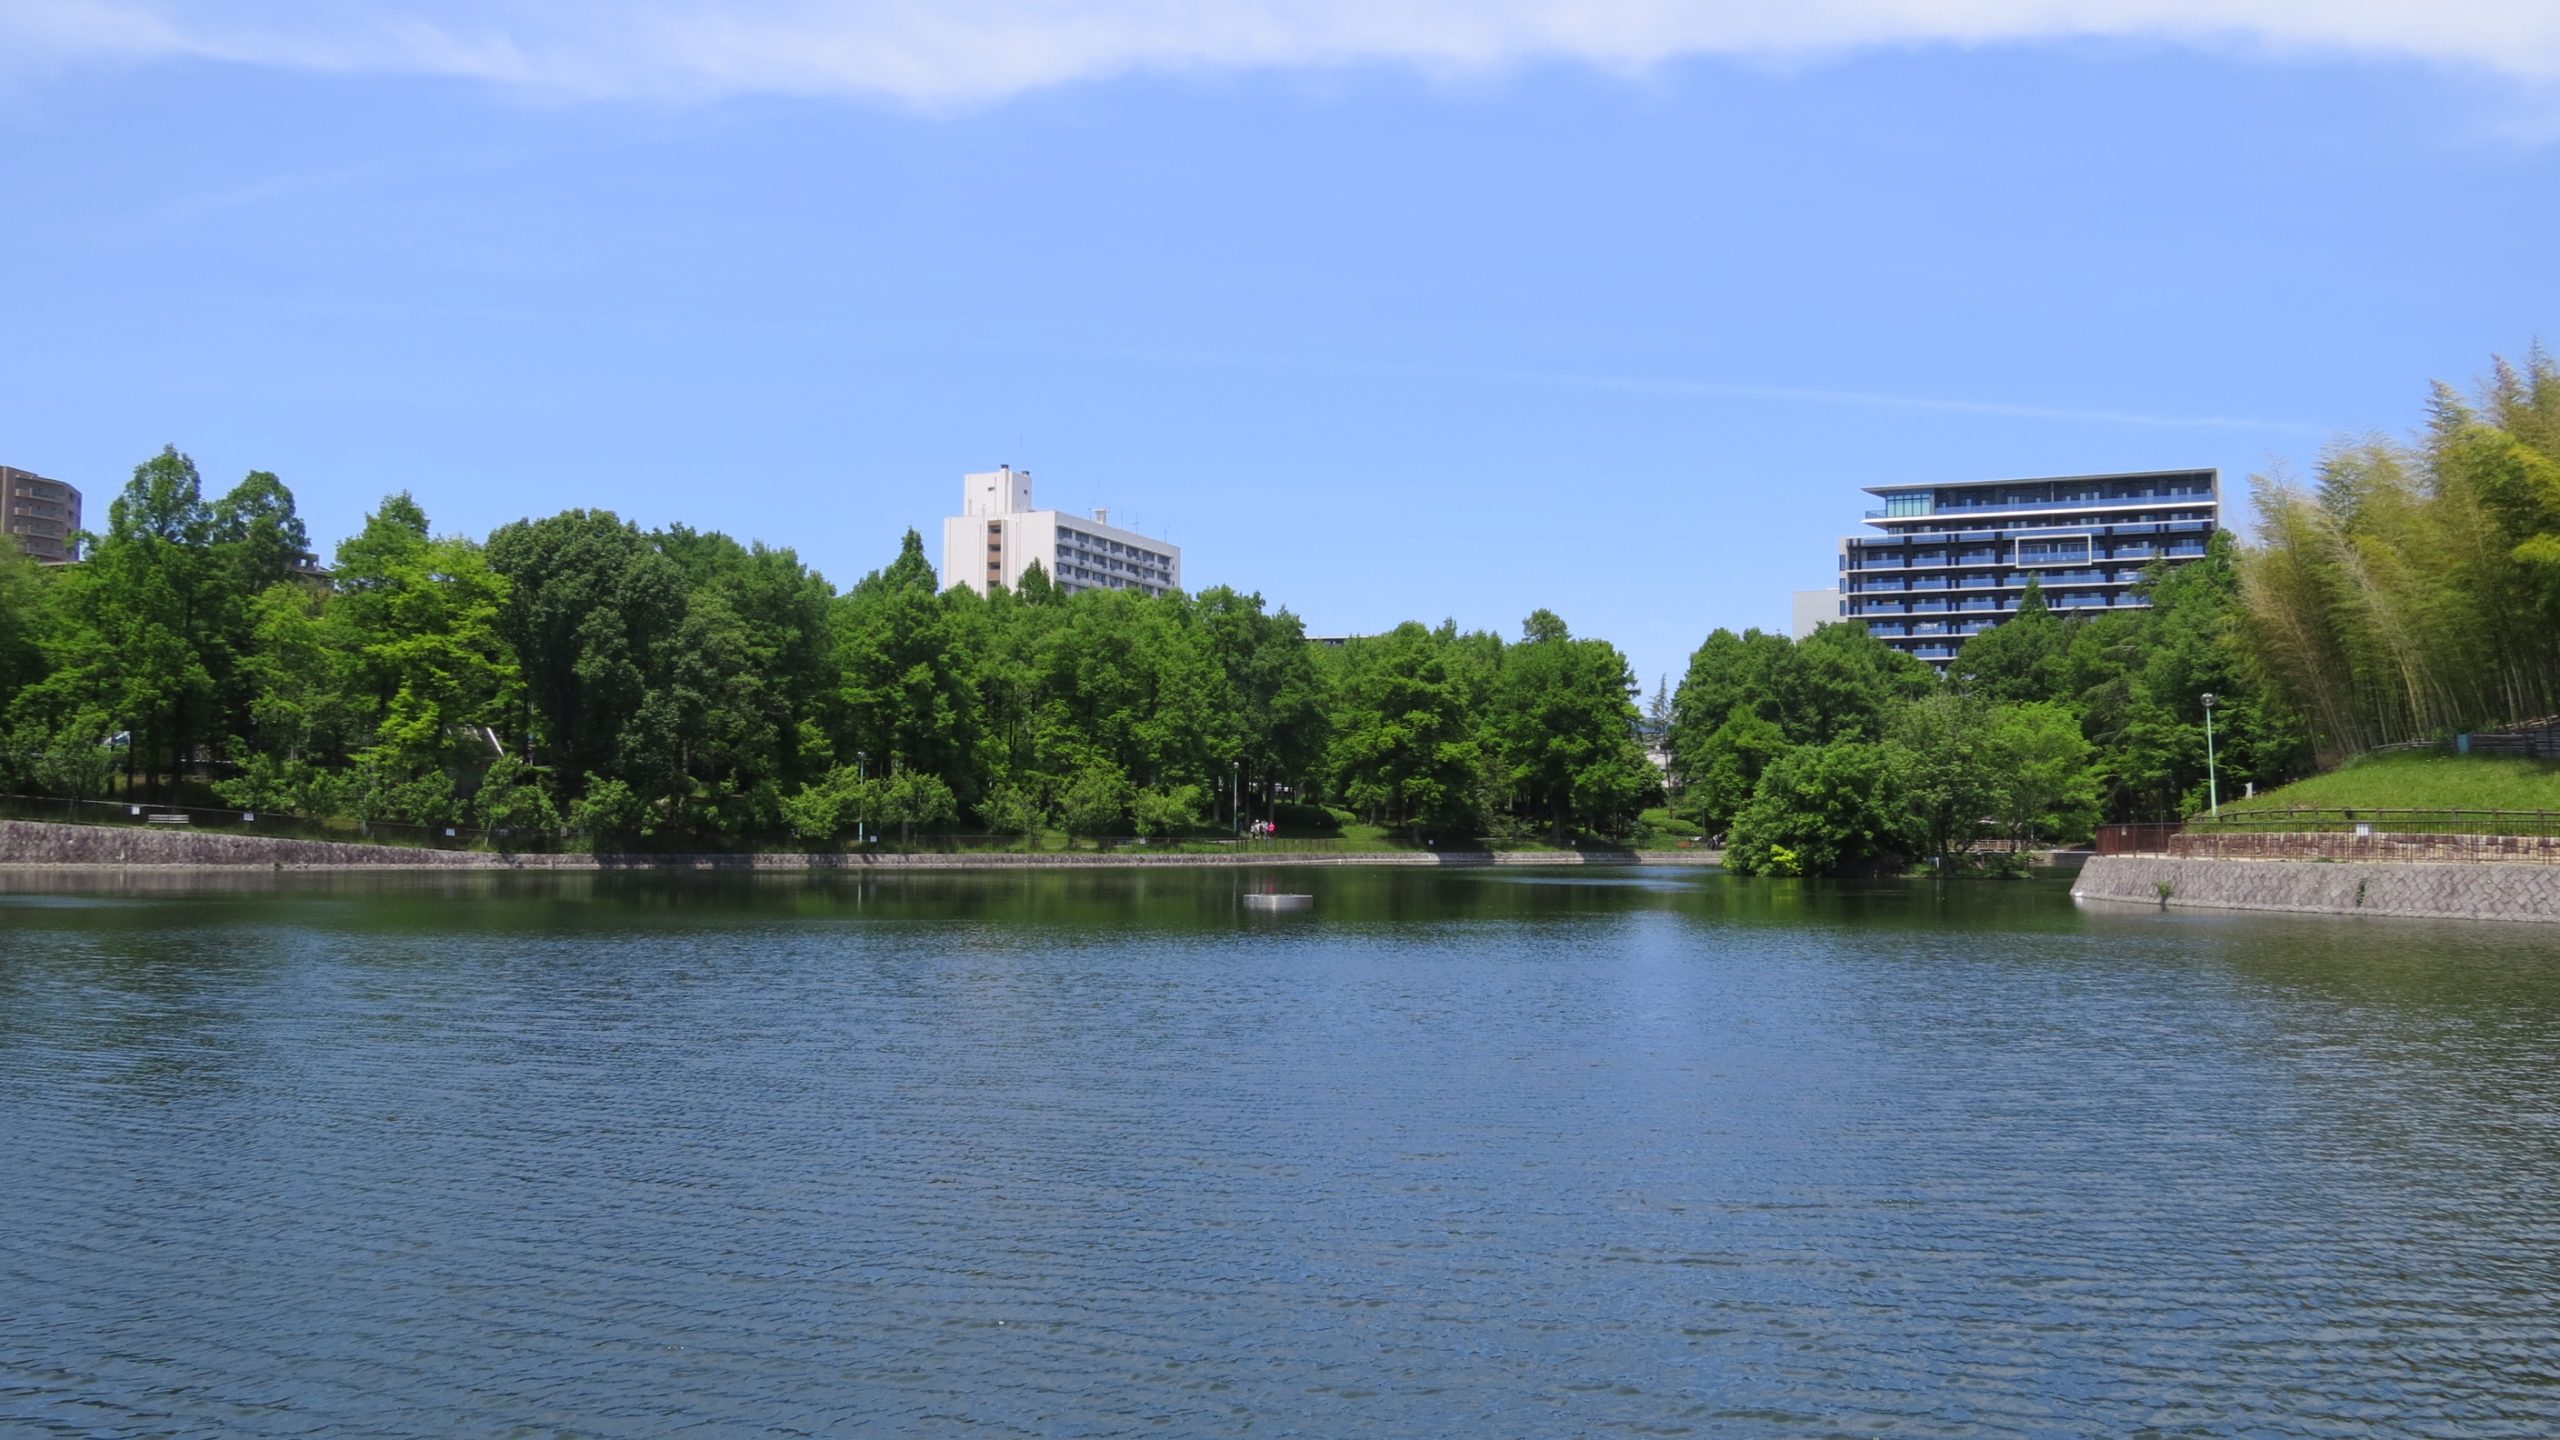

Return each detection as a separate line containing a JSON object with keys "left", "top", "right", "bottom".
{"left": 2219, "top": 751, "right": 2560, "bottom": 815}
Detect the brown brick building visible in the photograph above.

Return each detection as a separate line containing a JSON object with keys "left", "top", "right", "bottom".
{"left": 2, "top": 466, "right": 82, "bottom": 563}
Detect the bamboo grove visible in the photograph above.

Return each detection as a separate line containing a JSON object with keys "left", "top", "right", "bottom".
{"left": 2237, "top": 350, "right": 2560, "bottom": 761}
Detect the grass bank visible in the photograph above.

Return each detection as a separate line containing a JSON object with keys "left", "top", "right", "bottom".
{"left": 2218, "top": 750, "right": 2560, "bottom": 815}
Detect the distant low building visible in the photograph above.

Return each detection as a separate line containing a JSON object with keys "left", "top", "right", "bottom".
{"left": 937, "top": 465, "right": 1182, "bottom": 599}
{"left": 1840, "top": 468, "right": 2220, "bottom": 669}
{"left": 1790, "top": 588, "right": 1841, "bottom": 639}
{"left": 2, "top": 466, "right": 81, "bottom": 563}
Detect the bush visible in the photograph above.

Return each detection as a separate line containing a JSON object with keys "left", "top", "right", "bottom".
{"left": 1725, "top": 740, "right": 1920, "bottom": 877}
{"left": 1131, "top": 784, "right": 1204, "bottom": 838}
{"left": 1058, "top": 763, "right": 1132, "bottom": 839}
{"left": 977, "top": 782, "right": 1050, "bottom": 837}
{"left": 472, "top": 755, "right": 561, "bottom": 839}
{"left": 1265, "top": 801, "right": 1345, "bottom": 835}
{"left": 570, "top": 775, "right": 653, "bottom": 848}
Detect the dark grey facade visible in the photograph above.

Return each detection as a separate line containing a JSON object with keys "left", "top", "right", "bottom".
{"left": 1840, "top": 468, "right": 2219, "bottom": 667}
{"left": 2, "top": 466, "right": 82, "bottom": 563}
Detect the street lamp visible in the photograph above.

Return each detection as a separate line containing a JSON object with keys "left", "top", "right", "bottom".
{"left": 2201, "top": 693, "right": 2220, "bottom": 818}
{"left": 856, "top": 750, "right": 868, "bottom": 846}
{"left": 1232, "top": 761, "right": 1241, "bottom": 837}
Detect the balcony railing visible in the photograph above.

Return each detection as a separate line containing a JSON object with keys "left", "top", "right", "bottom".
{"left": 1864, "top": 492, "right": 2213, "bottom": 522}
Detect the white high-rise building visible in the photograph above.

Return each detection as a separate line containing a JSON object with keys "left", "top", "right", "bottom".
{"left": 938, "top": 465, "right": 1183, "bottom": 599}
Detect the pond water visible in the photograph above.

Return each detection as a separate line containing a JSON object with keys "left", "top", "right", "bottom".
{"left": 5, "top": 867, "right": 2559, "bottom": 1437}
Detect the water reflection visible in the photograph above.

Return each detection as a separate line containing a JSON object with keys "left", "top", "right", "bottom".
{"left": 5, "top": 867, "right": 2557, "bottom": 1436}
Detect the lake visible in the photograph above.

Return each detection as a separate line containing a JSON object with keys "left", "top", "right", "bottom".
{"left": 5, "top": 866, "right": 2558, "bottom": 1437}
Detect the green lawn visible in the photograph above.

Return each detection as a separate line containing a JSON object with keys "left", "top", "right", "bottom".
{"left": 2217, "top": 750, "right": 2560, "bottom": 816}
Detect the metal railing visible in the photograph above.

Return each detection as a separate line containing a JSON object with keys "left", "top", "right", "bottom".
{"left": 0, "top": 794, "right": 567, "bottom": 851}
{"left": 2096, "top": 809, "right": 2560, "bottom": 864}
{"left": 2095, "top": 822, "right": 2181, "bottom": 855}
{"left": 2189, "top": 807, "right": 2560, "bottom": 840}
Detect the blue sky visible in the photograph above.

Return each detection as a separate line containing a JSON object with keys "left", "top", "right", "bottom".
{"left": 3, "top": 3, "right": 2556, "bottom": 692}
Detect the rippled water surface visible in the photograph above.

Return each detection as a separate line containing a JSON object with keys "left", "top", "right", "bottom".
{"left": 7, "top": 867, "right": 2560, "bottom": 1437}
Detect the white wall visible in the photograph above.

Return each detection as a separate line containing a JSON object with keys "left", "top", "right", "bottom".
{"left": 1790, "top": 588, "right": 1841, "bottom": 639}
{"left": 938, "top": 466, "right": 1184, "bottom": 597}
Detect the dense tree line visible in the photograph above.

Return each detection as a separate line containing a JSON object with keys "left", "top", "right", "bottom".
{"left": 0, "top": 448, "right": 1655, "bottom": 846}
{"left": 1667, "top": 537, "right": 2312, "bottom": 876}
{"left": 11, "top": 354, "right": 2545, "bottom": 869}
{"left": 2237, "top": 351, "right": 2560, "bottom": 761}
{"left": 1662, "top": 349, "right": 2560, "bottom": 876}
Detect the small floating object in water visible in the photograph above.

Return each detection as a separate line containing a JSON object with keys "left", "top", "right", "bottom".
{"left": 1243, "top": 892, "right": 1314, "bottom": 910}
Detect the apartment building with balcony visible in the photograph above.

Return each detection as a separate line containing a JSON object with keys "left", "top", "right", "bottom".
{"left": 937, "top": 465, "right": 1183, "bottom": 599}
{"left": 2, "top": 466, "right": 82, "bottom": 563}
{"left": 1839, "top": 468, "right": 2220, "bottom": 668}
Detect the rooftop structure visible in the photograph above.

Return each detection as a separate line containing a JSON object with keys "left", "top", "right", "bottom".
{"left": 1840, "top": 468, "right": 2220, "bottom": 668}
{"left": 937, "top": 465, "right": 1182, "bottom": 599}
{"left": 2, "top": 466, "right": 82, "bottom": 563}
{"left": 1790, "top": 588, "right": 1841, "bottom": 640}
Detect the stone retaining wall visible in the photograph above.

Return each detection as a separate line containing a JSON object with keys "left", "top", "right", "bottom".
{"left": 2074, "top": 855, "right": 2560, "bottom": 924}
{"left": 0, "top": 820, "right": 1719, "bottom": 873}
{"left": 2171, "top": 831, "right": 2560, "bottom": 864}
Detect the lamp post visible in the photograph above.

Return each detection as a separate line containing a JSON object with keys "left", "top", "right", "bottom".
{"left": 856, "top": 750, "right": 868, "bottom": 846}
{"left": 2201, "top": 693, "right": 2220, "bottom": 819}
{"left": 1232, "top": 761, "right": 1241, "bottom": 837}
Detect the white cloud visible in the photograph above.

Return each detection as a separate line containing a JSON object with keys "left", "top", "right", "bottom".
{"left": 5, "top": 1, "right": 2559, "bottom": 104}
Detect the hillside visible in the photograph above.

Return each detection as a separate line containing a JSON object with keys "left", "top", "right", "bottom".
{"left": 2215, "top": 750, "right": 2560, "bottom": 816}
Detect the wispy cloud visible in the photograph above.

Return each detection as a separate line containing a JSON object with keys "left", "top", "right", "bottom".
{"left": 984, "top": 336, "right": 2328, "bottom": 433}
{"left": 4, "top": 1, "right": 2559, "bottom": 105}
{"left": 1535, "top": 370, "right": 2328, "bottom": 433}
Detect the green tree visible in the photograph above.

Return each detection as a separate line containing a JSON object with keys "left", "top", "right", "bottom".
{"left": 1666, "top": 623, "right": 1933, "bottom": 831}
{"left": 1667, "top": 628, "right": 1792, "bottom": 768}
{"left": 472, "top": 754, "right": 563, "bottom": 844}
{"left": 1328, "top": 622, "right": 1482, "bottom": 839}
{"left": 33, "top": 447, "right": 224, "bottom": 799}
{"left": 329, "top": 495, "right": 517, "bottom": 821}
{"left": 1889, "top": 693, "right": 1996, "bottom": 867}
{"left": 486, "top": 510, "right": 690, "bottom": 813}
{"left": 1644, "top": 674, "right": 1672, "bottom": 740}
{"left": 2120, "top": 535, "right": 2309, "bottom": 818}
{"left": 1775, "top": 621, "right": 1937, "bottom": 743}
{"left": 834, "top": 530, "right": 982, "bottom": 808}
{"left": 0, "top": 537, "right": 56, "bottom": 722}
{"left": 660, "top": 525, "right": 843, "bottom": 806}
{"left": 1680, "top": 710, "right": 1786, "bottom": 835}
{"left": 876, "top": 768, "right": 960, "bottom": 843}
{"left": 1195, "top": 586, "right": 1325, "bottom": 825}
{"left": 1131, "top": 783, "right": 1205, "bottom": 838}
{"left": 1491, "top": 609, "right": 1655, "bottom": 840}
{"left": 1058, "top": 761, "right": 1133, "bottom": 839}
{"left": 1986, "top": 702, "right": 2101, "bottom": 848}
{"left": 978, "top": 781, "right": 1051, "bottom": 839}
{"left": 1724, "top": 740, "right": 1920, "bottom": 877}
{"left": 1950, "top": 577, "right": 2066, "bottom": 705}
{"left": 780, "top": 763, "right": 874, "bottom": 844}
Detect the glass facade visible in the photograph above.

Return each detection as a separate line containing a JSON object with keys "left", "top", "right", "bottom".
{"left": 1842, "top": 470, "right": 2219, "bottom": 669}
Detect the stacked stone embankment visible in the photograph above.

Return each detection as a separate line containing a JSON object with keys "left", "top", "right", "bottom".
{"left": 0, "top": 820, "right": 1720, "bottom": 872}
{"left": 2172, "top": 831, "right": 2560, "bottom": 864}
{"left": 2076, "top": 855, "right": 2560, "bottom": 924}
